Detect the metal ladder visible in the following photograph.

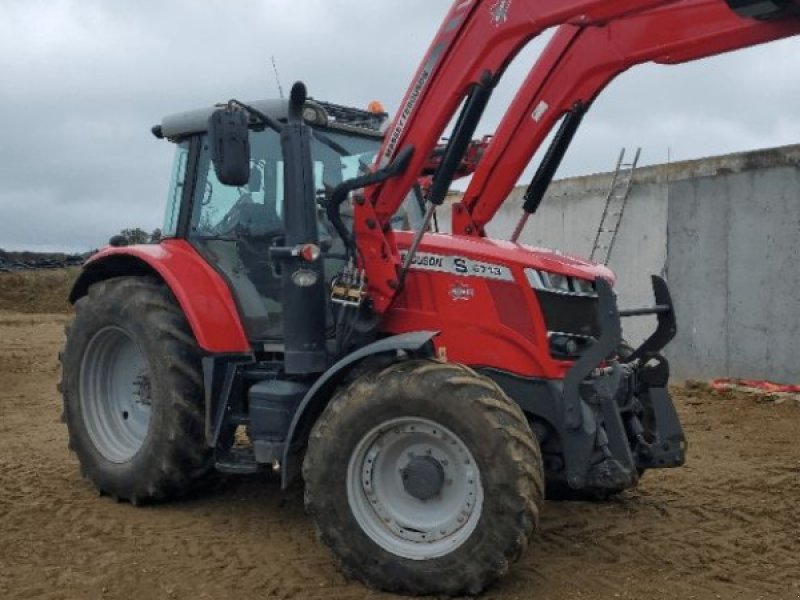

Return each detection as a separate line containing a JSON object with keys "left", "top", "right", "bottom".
{"left": 590, "top": 147, "right": 641, "bottom": 265}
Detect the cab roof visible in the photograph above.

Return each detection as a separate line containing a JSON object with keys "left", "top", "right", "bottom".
{"left": 153, "top": 98, "right": 387, "bottom": 141}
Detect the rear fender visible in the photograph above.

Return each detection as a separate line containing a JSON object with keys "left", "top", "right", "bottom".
{"left": 280, "top": 331, "right": 438, "bottom": 489}
{"left": 70, "top": 240, "right": 250, "bottom": 353}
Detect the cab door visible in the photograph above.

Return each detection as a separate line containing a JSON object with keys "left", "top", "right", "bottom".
{"left": 188, "top": 128, "right": 287, "bottom": 341}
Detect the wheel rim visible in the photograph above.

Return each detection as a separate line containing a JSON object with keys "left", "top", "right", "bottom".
{"left": 79, "top": 326, "right": 153, "bottom": 463}
{"left": 347, "top": 417, "right": 484, "bottom": 560}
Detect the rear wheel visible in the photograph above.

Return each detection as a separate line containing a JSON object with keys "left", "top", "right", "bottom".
{"left": 60, "top": 276, "right": 212, "bottom": 504}
{"left": 303, "top": 359, "right": 544, "bottom": 596}
{"left": 80, "top": 326, "right": 153, "bottom": 463}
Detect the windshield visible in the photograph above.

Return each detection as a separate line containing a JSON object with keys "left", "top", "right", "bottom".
{"left": 189, "top": 127, "right": 379, "bottom": 237}
{"left": 313, "top": 129, "right": 379, "bottom": 188}
{"left": 189, "top": 126, "right": 424, "bottom": 242}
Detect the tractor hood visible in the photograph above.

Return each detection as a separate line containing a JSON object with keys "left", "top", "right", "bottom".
{"left": 394, "top": 231, "right": 615, "bottom": 285}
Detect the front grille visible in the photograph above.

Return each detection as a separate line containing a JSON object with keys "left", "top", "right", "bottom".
{"left": 534, "top": 290, "right": 600, "bottom": 338}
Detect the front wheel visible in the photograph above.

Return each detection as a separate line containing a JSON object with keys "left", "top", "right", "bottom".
{"left": 303, "top": 360, "right": 544, "bottom": 596}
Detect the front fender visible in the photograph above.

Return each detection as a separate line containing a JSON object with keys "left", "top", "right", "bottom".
{"left": 71, "top": 240, "right": 250, "bottom": 353}
{"left": 281, "top": 331, "right": 438, "bottom": 489}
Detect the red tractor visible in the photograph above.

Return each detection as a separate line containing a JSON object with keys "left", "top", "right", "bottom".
{"left": 60, "top": 0, "right": 800, "bottom": 594}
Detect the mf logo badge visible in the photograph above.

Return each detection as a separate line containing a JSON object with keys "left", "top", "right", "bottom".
{"left": 449, "top": 282, "right": 475, "bottom": 302}
{"left": 490, "top": 0, "right": 511, "bottom": 27}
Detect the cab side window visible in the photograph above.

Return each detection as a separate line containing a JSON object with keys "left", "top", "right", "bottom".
{"left": 191, "top": 132, "right": 284, "bottom": 239}
{"left": 162, "top": 141, "right": 189, "bottom": 238}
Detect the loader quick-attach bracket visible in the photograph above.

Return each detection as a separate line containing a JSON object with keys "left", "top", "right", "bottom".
{"left": 620, "top": 275, "right": 677, "bottom": 368}
{"left": 487, "top": 274, "right": 686, "bottom": 492}
{"left": 573, "top": 274, "right": 684, "bottom": 487}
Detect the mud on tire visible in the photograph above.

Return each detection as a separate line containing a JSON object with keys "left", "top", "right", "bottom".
{"left": 59, "top": 276, "right": 211, "bottom": 504}
{"left": 302, "top": 359, "right": 545, "bottom": 596}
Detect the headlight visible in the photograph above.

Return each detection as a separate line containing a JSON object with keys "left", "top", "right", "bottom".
{"left": 548, "top": 273, "right": 570, "bottom": 292}
{"left": 571, "top": 278, "right": 596, "bottom": 295}
{"left": 302, "top": 106, "right": 328, "bottom": 126}
{"left": 548, "top": 333, "right": 593, "bottom": 358}
{"left": 525, "top": 268, "right": 597, "bottom": 297}
{"left": 549, "top": 334, "right": 579, "bottom": 356}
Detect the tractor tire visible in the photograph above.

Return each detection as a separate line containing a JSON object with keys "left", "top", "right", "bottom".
{"left": 303, "top": 359, "right": 544, "bottom": 596}
{"left": 60, "top": 276, "right": 212, "bottom": 504}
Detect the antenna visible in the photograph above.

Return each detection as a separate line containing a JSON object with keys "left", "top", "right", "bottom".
{"left": 271, "top": 56, "right": 285, "bottom": 100}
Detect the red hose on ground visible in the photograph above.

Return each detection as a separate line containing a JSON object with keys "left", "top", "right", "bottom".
{"left": 710, "top": 378, "right": 800, "bottom": 394}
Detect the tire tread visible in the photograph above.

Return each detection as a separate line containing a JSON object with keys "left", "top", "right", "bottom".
{"left": 303, "top": 358, "right": 544, "bottom": 596}
{"left": 59, "top": 276, "right": 212, "bottom": 504}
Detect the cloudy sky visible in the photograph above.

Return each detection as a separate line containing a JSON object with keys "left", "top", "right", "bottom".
{"left": 2, "top": 0, "right": 799, "bottom": 252}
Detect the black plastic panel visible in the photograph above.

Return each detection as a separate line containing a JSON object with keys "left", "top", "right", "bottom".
{"left": 534, "top": 290, "right": 599, "bottom": 338}
{"left": 207, "top": 109, "right": 251, "bottom": 186}
{"left": 725, "top": 0, "right": 800, "bottom": 19}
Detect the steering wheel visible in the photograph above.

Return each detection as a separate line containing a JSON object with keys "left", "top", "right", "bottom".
{"left": 213, "top": 192, "right": 252, "bottom": 236}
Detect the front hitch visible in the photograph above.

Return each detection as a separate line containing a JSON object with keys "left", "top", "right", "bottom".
{"left": 559, "top": 275, "right": 686, "bottom": 490}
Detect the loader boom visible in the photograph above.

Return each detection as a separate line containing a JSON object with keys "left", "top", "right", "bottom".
{"left": 455, "top": 0, "right": 800, "bottom": 234}
{"left": 355, "top": 0, "right": 680, "bottom": 312}
{"left": 354, "top": 0, "right": 800, "bottom": 312}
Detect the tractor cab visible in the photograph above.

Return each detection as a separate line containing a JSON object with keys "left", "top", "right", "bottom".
{"left": 154, "top": 98, "right": 424, "bottom": 343}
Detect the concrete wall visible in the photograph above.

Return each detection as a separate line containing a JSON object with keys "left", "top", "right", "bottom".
{"left": 475, "top": 144, "right": 800, "bottom": 383}
{"left": 667, "top": 163, "right": 800, "bottom": 383}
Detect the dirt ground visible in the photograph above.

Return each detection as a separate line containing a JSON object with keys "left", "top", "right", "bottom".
{"left": 1, "top": 309, "right": 798, "bottom": 600}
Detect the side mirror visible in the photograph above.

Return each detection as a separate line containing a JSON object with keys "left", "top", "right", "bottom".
{"left": 208, "top": 108, "right": 250, "bottom": 186}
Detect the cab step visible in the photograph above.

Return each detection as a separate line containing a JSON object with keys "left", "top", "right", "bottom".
{"left": 215, "top": 449, "right": 259, "bottom": 474}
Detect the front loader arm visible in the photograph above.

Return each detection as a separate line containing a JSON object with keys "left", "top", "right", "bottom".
{"left": 454, "top": 0, "right": 800, "bottom": 235}
{"left": 354, "top": 0, "right": 678, "bottom": 313}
